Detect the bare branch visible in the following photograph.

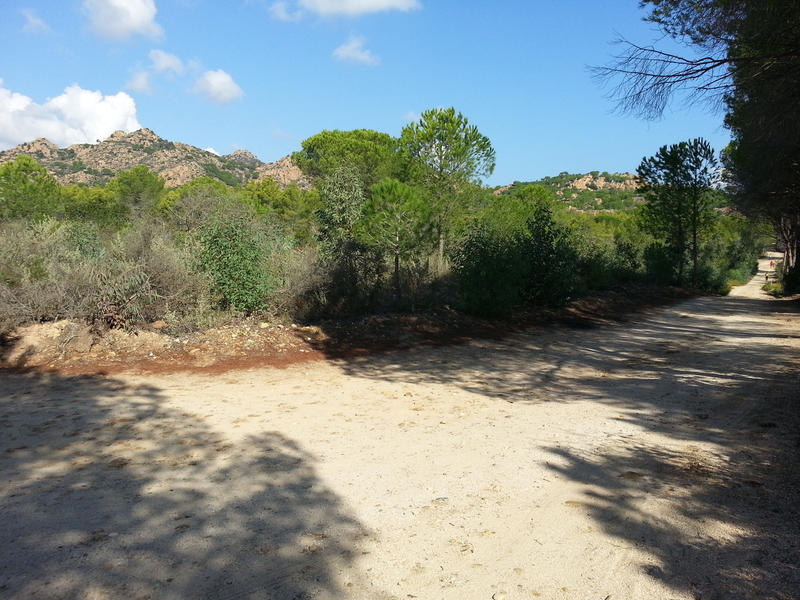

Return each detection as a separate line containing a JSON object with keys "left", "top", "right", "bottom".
{"left": 590, "top": 38, "right": 732, "bottom": 120}
{"left": 592, "top": 33, "right": 800, "bottom": 121}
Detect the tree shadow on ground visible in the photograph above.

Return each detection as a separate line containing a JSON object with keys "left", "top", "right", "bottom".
{"left": 542, "top": 405, "right": 800, "bottom": 600}
{"left": 327, "top": 293, "right": 800, "bottom": 598}
{"left": 0, "top": 371, "right": 371, "bottom": 600}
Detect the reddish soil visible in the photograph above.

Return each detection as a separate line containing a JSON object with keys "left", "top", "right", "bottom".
{"left": 1, "top": 285, "right": 694, "bottom": 376}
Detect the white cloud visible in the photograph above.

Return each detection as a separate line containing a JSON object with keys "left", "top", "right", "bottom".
{"left": 270, "top": 1, "right": 304, "bottom": 21}
{"left": 126, "top": 71, "right": 152, "bottom": 93}
{"left": 301, "top": 0, "right": 420, "bottom": 16}
{"left": 20, "top": 8, "right": 50, "bottom": 33}
{"left": 149, "top": 49, "right": 185, "bottom": 75}
{"left": 270, "top": 0, "right": 420, "bottom": 19}
{"left": 192, "top": 70, "right": 244, "bottom": 104}
{"left": 83, "top": 0, "right": 163, "bottom": 41}
{"left": 204, "top": 147, "right": 220, "bottom": 155}
{"left": 403, "top": 110, "right": 420, "bottom": 122}
{"left": 333, "top": 36, "right": 380, "bottom": 65}
{"left": 0, "top": 81, "right": 141, "bottom": 150}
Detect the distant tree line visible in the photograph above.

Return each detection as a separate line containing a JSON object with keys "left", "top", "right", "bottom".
{"left": 0, "top": 107, "right": 763, "bottom": 336}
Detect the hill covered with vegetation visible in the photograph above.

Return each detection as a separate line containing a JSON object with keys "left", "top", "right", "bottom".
{"left": 0, "top": 128, "right": 309, "bottom": 189}
{"left": 499, "top": 171, "right": 642, "bottom": 211}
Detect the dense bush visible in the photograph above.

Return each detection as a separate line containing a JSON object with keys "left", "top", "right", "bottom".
{"left": 197, "top": 214, "right": 290, "bottom": 314}
{"left": 521, "top": 204, "right": 581, "bottom": 306}
{"left": 0, "top": 219, "right": 159, "bottom": 331}
{"left": 0, "top": 153, "right": 771, "bottom": 335}
{"left": 452, "top": 203, "right": 582, "bottom": 316}
{"left": 302, "top": 239, "right": 387, "bottom": 319}
{"left": 451, "top": 228, "right": 527, "bottom": 316}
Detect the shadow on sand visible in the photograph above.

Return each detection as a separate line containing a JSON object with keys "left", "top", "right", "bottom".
{"left": 325, "top": 293, "right": 800, "bottom": 599}
{"left": 0, "top": 371, "right": 371, "bottom": 600}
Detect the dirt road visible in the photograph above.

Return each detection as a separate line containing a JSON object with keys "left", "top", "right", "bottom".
{"left": 2, "top": 258, "right": 798, "bottom": 600}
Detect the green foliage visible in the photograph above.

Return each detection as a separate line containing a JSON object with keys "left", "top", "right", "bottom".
{"left": 357, "top": 179, "right": 432, "bottom": 256}
{"left": 0, "top": 155, "right": 62, "bottom": 219}
{"left": 158, "top": 177, "right": 246, "bottom": 233}
{"left": 114, "top": 220, "right": 219, "bottom": 327}
{"left": 0, "top": 219, "right": 158, "bottom": 329}
{"left": 279, "top": 183, "right": 322, "bottom": 243}
{"left": 400, "top": 107, "right": 496, "bottom": 256}
{"left": 61, "top": 185, "right": 129, "bottom": 227}
{"left": 318, "top": 166, "right": 366, "bottom": 242}
{"left": 314, "top": 239, "right": 387, "bottom": 318}
{"left": 698, "top": 214, "right": 761, "bottom": 292}
{"left": 129, "top": 140, "right": 176, "bottom": 154}
{"left": 106, "top": 165, "right": 165, "bottom": 212}
{"left": 476, "top": 185, "right": 554, "bottom": 237}
{"left": 158, "top": 177, "right": 229, "bottom": 214}
{"left": 400, "top": 107, "right": 496, "bottom": 187}
{"left": 450, "top": 228, "right": 528, "bottom": 316}
{"left": 452, "top": 201, "right": 580, "bottom": 316}
{"left": 202, "top": 162, "right": 240, "bottom": 187}
{"left": 356, "top": 178, "right": 434, "bottom": 298}
{"left": 603, "top": 0, "right": 800, "bottom": 287}
{"left": 521, "top": 203, "right": 581, "bottom": 306}
{"left": 241, "top": 177, "right": 282, "bottom": 211}
{"left": 475, "top": 188, "right": 526, "bottom": 236}
{"left": 241, "top": 178, "right": 322, "bottom": 243}
{"left": 291, "top": 129, "right": 399, "bottom": 191}
{"left": 637, "top": 138, "right": 718, "bottom": 287}
{"left": 197, "top": 215, "right": 277, "bottom": 313}
{"left": 504, "top": 172, "right": 640, "bottom": 211}
{"left": 296, "top": 166, "right": 387, "bottom": 317}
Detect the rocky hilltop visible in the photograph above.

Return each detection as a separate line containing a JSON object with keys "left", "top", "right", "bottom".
{"left": 496, "top": 171, "right": 642, "bottom": 211}
{"left": 495, "top": 171, "right": 637, "bottom": 196}
{"left": 565, "top": 173, "right": 637, "bottom": 191}
{"left": 0, "top": 128, "right": 310, "bottom": 189}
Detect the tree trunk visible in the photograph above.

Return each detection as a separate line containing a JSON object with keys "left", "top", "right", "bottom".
{"left": 394, "top": 251, "right": 401, "bottom": 300}
{"left": 692, "top": 225, "right": 699, "bottom": 288}
{"left": 778, "top": 213, "right": 800, "bottom": 292}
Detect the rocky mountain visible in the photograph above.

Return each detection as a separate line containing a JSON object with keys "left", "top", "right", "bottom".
{"left": 495, "top": 171, "right": 637, "bottom": 195}
{"left": 497, "top": 171, "right": 642, "bottom": 211}
{"left": 564, "top": 172, "right": 638, "bottom": 192}
{"left": 0, "top": 128, "right": 310, "bottom": 189}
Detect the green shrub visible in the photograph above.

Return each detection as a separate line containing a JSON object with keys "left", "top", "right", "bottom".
{"left": 202, "top": 163, "right": 240, "bottom": 187}
{"left": 0, "top": 217, "right": 226, "bottom": 332}
{"left": 197, "top": 215, "right": 279, "bottom": 313}
{"left": 310, "top": 239, "right": 386, "bottom": 318}
{"left": 451, "top": 228, "right": 526, "bottom": 316}
{"left": 452, "top": 203, "right": 581, "bottom": 316}
{"left": 643, "top": 242, "right": 677, "bottom": 285}
{"left": 519, "top": 205, "right": 581, "bottom": 306}
{"left": 0, "top": 219, "right": 158, "bottom": 328}
{"left": 270, "top": 245, "right": 327, "bottom": 321}
{"left": 112, "top": 220, "right": 216, "bottom": 325}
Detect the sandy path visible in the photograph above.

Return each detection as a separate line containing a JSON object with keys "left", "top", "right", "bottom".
{"left": 2, "top": 258, "right": 799, "bottom": 600}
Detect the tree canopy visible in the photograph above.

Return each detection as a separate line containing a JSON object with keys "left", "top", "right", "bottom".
{"left": 637, "top": 138, "right": 718, "bottom": 287}
{"left": 107, "top": 165, "right": 165, "bottom": 212}
{"left": 356, "top": 178, "right": 433, "bottom": 298}
{"left": 399, "top": 107, "right": 496, "bottom": 256}
{"left": 291, "top": 129, "right": 399, "bottom": 192}
{"left": 0, "top": 155, "right": 61, "bottom": 219}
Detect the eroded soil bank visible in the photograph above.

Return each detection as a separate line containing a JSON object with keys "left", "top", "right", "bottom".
{"left": 1, "top": 259, "right": 798, "bottom": 599}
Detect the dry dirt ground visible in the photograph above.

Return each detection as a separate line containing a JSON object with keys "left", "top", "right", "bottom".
{"left": 1, "top": 257, "right": 799, "bottom": 600}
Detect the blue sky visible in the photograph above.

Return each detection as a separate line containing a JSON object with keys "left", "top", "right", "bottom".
{"left": 0, "top": 0, "right": 730, "bottom": 186}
